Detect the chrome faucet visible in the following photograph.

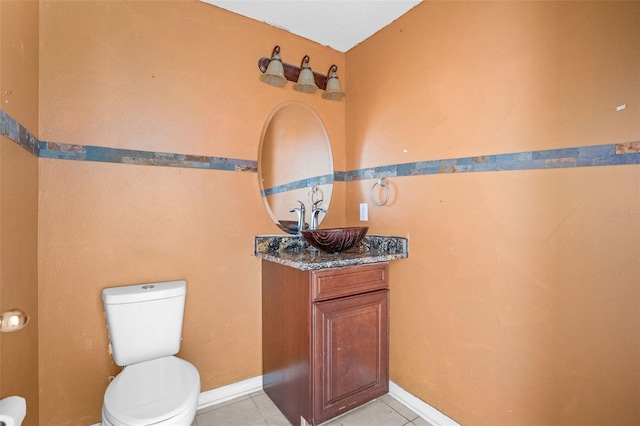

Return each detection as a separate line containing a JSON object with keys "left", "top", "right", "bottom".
{"left": 310, "top": 200, "right": 327, "bottom": 230}
{"left": 289, "top": 201, "right": 306, "bottom": 233}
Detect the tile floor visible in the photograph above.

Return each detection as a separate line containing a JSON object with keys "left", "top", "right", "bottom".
{"left": 193, "top": 390, "right": 436, "bottom": 426}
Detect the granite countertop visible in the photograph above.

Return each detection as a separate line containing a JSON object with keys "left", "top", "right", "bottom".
{"left": 254, "top": 234, "right": 408, "bottom": 270}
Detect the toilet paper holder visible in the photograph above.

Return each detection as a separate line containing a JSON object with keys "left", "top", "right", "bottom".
{"left": 0, "top": 395, "right": 27, "bottom": 426}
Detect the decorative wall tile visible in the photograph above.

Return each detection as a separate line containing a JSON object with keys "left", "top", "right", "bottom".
{"left": 1, "top": 109, "right": 637, "bottom": 181}
{"left": 39, "top": 141, "right": 258, "bottom": 173}
{"left": 343, "top": 142, "right": 640, "bottom": 181}
{"left": 616, "top": 141, "right": 640, "bottom": 154}
{"left": 40, "top": 142, "right": 86, "bottom": 160}
{"left": 0, "top": 110, "right": 20, "bottom": 142}
{"left": 1, "top": 110, "right": 39, "bottom": 155}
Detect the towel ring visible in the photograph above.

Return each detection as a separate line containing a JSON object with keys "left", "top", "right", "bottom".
{"left": 308, "top": 185, "right": 324, "bottom": 205}
{"left": 370, "top": 178, "right": 391, "bottom": 206}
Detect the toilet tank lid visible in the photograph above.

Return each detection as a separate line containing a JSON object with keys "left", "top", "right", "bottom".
{"left": 102, "top": 280, "right": 187, "bottom": 305}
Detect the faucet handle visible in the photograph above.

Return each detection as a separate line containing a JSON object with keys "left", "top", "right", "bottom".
{"left": 289, "top": 200, "right": 303, "bottom": 212}
{"left": 312, "top": 199, "right": 324, "bottom": 210}
{"left": 289, "top": 201, "right": 307, "bottom": 233}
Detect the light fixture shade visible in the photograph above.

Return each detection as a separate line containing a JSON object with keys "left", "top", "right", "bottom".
{"left": 260, "top": 58, "right": 287, "bottom": 87}
{"left": 322, "top": 65, "right": 344, "bottom": 100}
{"left": 293, "top": 55, "right": 318, "bottom": 93}
{"left": 260, "top": 46, "right": 287, "bottom": 87}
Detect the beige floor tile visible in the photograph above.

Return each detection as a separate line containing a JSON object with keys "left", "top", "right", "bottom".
{"left": 252, "top": 392, "right": 293, "bottom": 426}
{"left": 195, "top": 397, "right": 269, "bottom": 426}
{"left": 333, "top": 399, "right": 411, "bottom": 426}
{"left": 379, "top": 394, "right": 419, "bottom": 422}
{"left": 195, "top": 392, "right": 424, "bottom": 426}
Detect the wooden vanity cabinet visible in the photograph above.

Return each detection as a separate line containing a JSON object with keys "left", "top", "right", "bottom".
{"left": 262, "top": 261, "right": 389, "bottom": 426}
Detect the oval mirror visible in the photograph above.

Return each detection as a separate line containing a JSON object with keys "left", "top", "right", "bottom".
{"left": 258, "top": 101, "right": 333, "bottom": 234}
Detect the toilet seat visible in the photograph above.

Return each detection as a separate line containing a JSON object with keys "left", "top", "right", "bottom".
{"left": 102, "top": 356, "right": 200, "bottom": 426}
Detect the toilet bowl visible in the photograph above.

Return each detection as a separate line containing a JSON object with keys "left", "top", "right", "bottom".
{"left": 102, "top": 356, "right": 200, "bottom": 426}
{"left": 100, "top": 281, "right": 201, "bottom": 426}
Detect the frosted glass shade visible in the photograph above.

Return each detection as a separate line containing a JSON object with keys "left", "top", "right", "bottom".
{"left": 322, "top": 76, "right": 344, "bottom": 100}
{"left": 293, "top": 67, "right": 318, "bottom": 93}
{"left": 260, "top": 59, "right": 287, "bottom": 87}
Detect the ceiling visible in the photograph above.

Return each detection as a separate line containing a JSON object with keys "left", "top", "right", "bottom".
{"left": 200, "top": 0, "right": 421, "bottom": 52}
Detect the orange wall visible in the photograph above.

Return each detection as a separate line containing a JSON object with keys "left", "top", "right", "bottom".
{"left": 346, "top": 2, "right": 639, "bottom": 425}
{"left": 0, "top": 1, "right": 40, "bottom": 425}
{"left": 6, "top": 1, "right": 639, "bottom": 425}
{"left": 37, "top": 1, "right": 344, "bottom": 424}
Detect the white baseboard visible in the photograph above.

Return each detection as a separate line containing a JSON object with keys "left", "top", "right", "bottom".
{"left": 197, "top": 375, "right": 263, "bottom": 410}
{"left": 388, "top": 381, "right": 461, "bottom": 426}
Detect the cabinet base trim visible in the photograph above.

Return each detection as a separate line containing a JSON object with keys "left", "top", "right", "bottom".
{"left": 388, "top": 381, "right": 461, "bottom": 426}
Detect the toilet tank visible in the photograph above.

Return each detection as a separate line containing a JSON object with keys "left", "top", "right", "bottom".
{"left": 102, "top": 280, "right": 187, "bottom": 366}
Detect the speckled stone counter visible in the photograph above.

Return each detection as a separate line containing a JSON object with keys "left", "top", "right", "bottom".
{"left": 254, "top": 234, "right": 408, "bottom": 270}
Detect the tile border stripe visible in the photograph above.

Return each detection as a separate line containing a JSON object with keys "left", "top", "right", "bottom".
{"left": 345, "top": 142, "right": 640, "bottom": 181}
{"left": 1, "top": 109, "right": 257, "bottom": 172}
{"left": 0, "top": 110, "right": 40, "bottom": 156}
{"left": 2, "top": 109, "right": 638, "bottom": 178}
{"left": 39, "top": 141, "right": 258, "bottom": 173}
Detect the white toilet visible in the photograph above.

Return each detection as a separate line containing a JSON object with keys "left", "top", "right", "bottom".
{"left": 101, "top": 280, "right": 200, "bottom": 426}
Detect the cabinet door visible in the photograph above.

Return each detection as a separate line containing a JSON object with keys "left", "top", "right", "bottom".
{"left": 313, "top": 290, "right": 389, "bottom": 424}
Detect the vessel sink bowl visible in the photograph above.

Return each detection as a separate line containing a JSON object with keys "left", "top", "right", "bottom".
{"left": 301, "top": 227, "right": 369, "bottom": 253}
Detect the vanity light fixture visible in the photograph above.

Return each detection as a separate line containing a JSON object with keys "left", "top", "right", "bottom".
{"left": 260, "top": 45, "right": 287, "bottom": 87}
{"left": 322, "top": 65, "right": 344, "bottom": 100}
{"left": 293, "top": 55, "right": 319, "bottom": 93}
{"left": 258, "top": 46, "right": 344, "bottom": 100}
